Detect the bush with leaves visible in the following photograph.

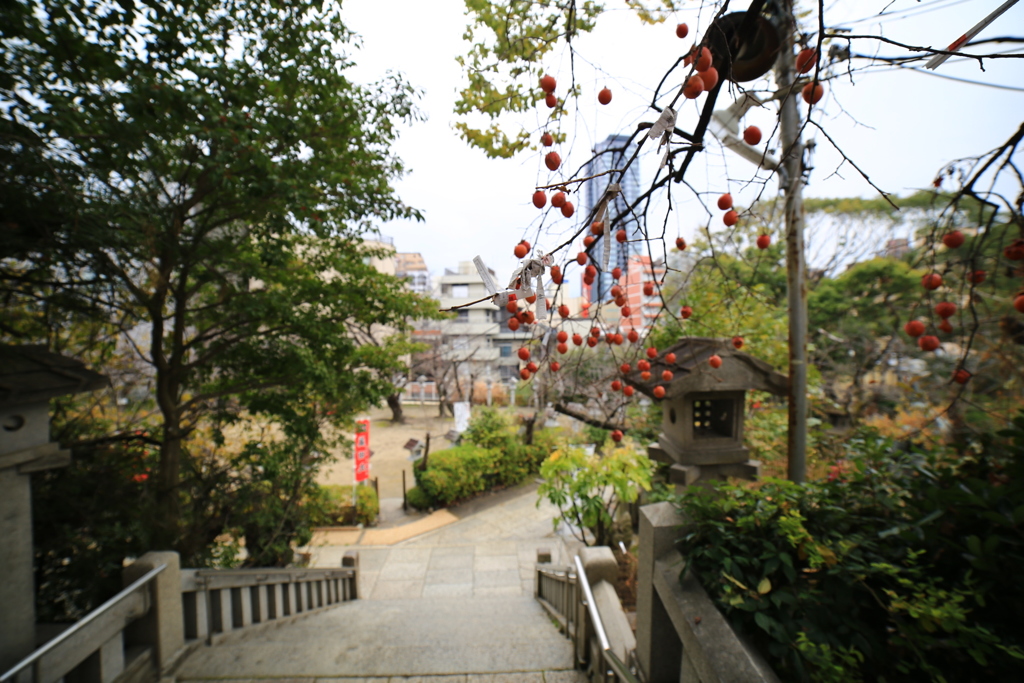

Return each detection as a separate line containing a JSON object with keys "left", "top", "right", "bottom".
{"left": 538, "top": 440, "right": 653, "bottom": 546}
{"left": 405, "top": 486, "right": 432, "bottom": 511}
{"left": 675, "top": 420, "right": 1024, "bottom": 682}
{"left": 319, "top": 484, "right": 379, "bottom": 526}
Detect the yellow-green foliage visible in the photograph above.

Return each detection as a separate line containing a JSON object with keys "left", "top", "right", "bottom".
{"left": 319, "top": 484, "right": 379, "bottom": 526}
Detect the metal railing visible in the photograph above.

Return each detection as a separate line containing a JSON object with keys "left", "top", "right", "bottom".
{"left": 181, "top": 565, "right": 357, "bottom": 644}
{"left": 536, "top": 563, "right": 579, "bottom": 639}
{"left": 575, "top": 555, "right": 642, "bottom": 683}
{"left": 1, "top": 564, "right": 166, "bottom": 683}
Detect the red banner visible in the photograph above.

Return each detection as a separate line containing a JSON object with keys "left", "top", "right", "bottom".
{"left": 354, "top": 419, "right": 371, "bottom": 483}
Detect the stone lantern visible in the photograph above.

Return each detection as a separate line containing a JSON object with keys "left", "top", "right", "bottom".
{"left": 625, "top": 337, "right": 787, "bottom": 487}
{"left": 0, "top": 346, "right": 108, "bottom": 670}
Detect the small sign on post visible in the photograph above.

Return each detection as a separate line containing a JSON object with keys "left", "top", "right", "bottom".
{"left": 354, "top": 418, "right": 371, "bottom": 484}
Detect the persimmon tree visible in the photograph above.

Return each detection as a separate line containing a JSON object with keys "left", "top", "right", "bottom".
{"left": 449, "top": 0, "right": 1024, "bottom": 478}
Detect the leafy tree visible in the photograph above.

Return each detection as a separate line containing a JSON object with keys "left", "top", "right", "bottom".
{"left": 1, "top": 0, "right": 434, "bottom": 561}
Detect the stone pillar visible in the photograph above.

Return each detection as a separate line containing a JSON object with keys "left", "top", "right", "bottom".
{"left": 0, "top": 402, "right": 52, "bottom": 671}
{"left": 635, "top": 503, "right": 685, "bottom": 683}
{"left": 122, "top": 551, "right": 185, "bottom": 673}
{"left": 343, "top": 550, "right": 359, "bottom": 599}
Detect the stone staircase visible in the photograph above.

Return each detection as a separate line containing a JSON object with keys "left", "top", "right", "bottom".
{"left": 172, "top": 484, "right": 586, "bottom": 682}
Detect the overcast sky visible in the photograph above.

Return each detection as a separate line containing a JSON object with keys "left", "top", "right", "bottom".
{"left": 338, "top": 0, "right": 1024, "bottom": 292}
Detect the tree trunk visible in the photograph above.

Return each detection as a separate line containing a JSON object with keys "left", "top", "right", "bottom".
{"left": 386, "top": 393, "right": 405, "bottom": 423}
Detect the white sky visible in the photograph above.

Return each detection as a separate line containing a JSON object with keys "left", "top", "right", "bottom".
{"left": 338, "top": 0, "right": 1024, "bottom": 292}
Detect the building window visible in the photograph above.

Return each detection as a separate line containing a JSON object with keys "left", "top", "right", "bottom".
{"left": 451, "top": 284, "right": 469, "bottom": 298}
{"left": 500, "top": 345, "right": 512, "bottom": 357}
{"left": 455, "top": 310, "right": 469, "bottom": 323}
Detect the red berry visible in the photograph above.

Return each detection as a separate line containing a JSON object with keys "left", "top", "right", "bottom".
{"left": 545, "top": 93, "right": 557, "bottom": 108}
{"left": 935, "top": 301, "right": 956, "bottom": 319}
{"left": 621, "top": 306, "right": 631, "bottom": 317}
{"left": 506, "top": 301, "right": 518, "bottom": 314}
{"left": 676, "top": 237, "right": 687, "bottom": 250}
{"left": 683, "top": 75, "right": 704, "bottom": 99}
{"left": 743, "top": 126, "right": 762, "bottom": 145}
{"left": 627, "top": 330, "right": 639, "bottom": 343}
{"left": 918, "top": 335, "right": 940, "bottom": 352}
{"left": 643, "top": 283, "right": 654, "bottom": 296}
{"left": 1015, "top": 294, "right": 1024, "bottom": 314}
{"left": 662, "top": 370, "right": 673, "bottom": 381}
{"left": 589, "top": 221, "right": 604, "bottom": 235}
{"left": 732, "top": 336, "right": 744, "bottom": 349}
{"left": 585, "top": 264, "right": 597, "bottom": 278}
{"left": 953, "top": 369, "right": 971, "bottom": 385}
{"left": 756, "top": 234, "right": 771, "bottom": 249}
{"left": 616, "top": 229, "right": 627, "bottom": 243}
{"left": 653, "top": 386, "right": 666, "bottom": 399}
{"left": 620, "top": 363, "right": 631, "bottom": 374}
{"left": 526, "top": 362, "right": 538, "bottom": 373}
{"left": 520, "top": 368, "right": 531, "bottom": 380}
{"left": 551, "top": 191, "right": 566, "bottom": 208}
{"left": 514, "top": 242, "right": 529, "bottom": 258}
{"left": 680, "top": 306, "right": 692, "bottom": 319}
{"left": 801, "top": 81, "right": 824, "bottom": 104}
{"left": 550, "top": 361, "right": 561, "bottom": 372}
{"left": 675, "top": 23, "right": 688, "bottom": 39}
{"left": 556, "top": 331, "right": 568, "bottom": 344}
{"left": 541, "top": 132, "right": 553, "bottom": 147}
{"left": 561, "top": 201, "right": 575, "bottom": 218}
{"left": 641, "top": 371, "right": 651, "bottom": 381}
{"left": 508, "top": 318, "right": 520, "bottom": 331}
{"left": 518, "top": 347, "right": 531, "bottom": 361}
{"left": 532, "top": 190, "right": 547, "bottom": 208}
{"left": 540, "top": 74, "right": 556, "bottom": 93}
{"left": 942, "top": 230, "right": 965, "bottom": 249}
{"left": 717, "top": 193, "right": 733, "bottom": 210}
{"left": 1005, "top": 241, "right": 1024, "bottom": 260}
{"left": 598, "top": 87, "right": 612, "bottom": 105}
{"left": 623, "top": 385, "right": 635, "bottom": 397}
{"left": 611, "top": 429, "right": 623, "bottom": 442}
{"left": 637, "top": 360, "right": 650, "bottom": 371}
{"left": 922, "top": 273, "right": 943, "bottom": 290}
{"left": 587, "top": 337, "right": 598, "bottom": 348}
{"left": 646, "top": 347, "right": 657, "bottom": 359}
{"left": 665, "top": 353, "right": 676, "bottom": 364}
{"left": 611, "top": 380, "right": 622, "bottom": 391}
{"left": 699, "top": 66, "right": 719, "bottom": 90}
{"left": 550, "top": 265, "right": 563, "bottom": 284}
{"left": 967, "top": 270, "right": 986, "bottom": 284}
{"left": 612, "top": 267, "right": 622, "bottom": 279}
{"left": 723, "top": 210, "right": 739, "bottom": 226}
{"left": 577, "top": 252, "right": 587, "bottom": 266}
{"left": 559, "top": 304, "right": 570, "bottom": 318}
{"left": 572, "top": 334, "right": 583, "bottom": 346}
{"left": 904, "top": 320, "right": 925, "bottom": 337}
{"left": 555, "top": 343, "right": 567, "bottom": 355}
{"left": 708, "top": 354, "right": 723, "bottom": 369}
{"left": 545, "top": 151, "right": 561, "bottom": 171}
{"left": 938, "top": 319, "right": 953, "bottom": 334}
{"left": 695, "top": 47, "right": 712, "bottom": 72}
{"left": 611, "top": 285, "right": 622, "bottom": 298}
{"left": 583, "top": 235, "right": 595, "bottom": 248}
{"left": 796, "top": 48, "right": 818, "bottom": 74}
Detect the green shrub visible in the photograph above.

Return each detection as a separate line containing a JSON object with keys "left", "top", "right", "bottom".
{"left": 405, "top": 486, "right": 432, "bottom": 511}
{"left": 675, "top": 420, "right": 1024, "bottom": 682}
{"left": 319, "top": 484, "right": 379, "bottom": 526}
{"left": 415, "top": 445, "right": 495, "bottom": 506}
{"left": 463, "top": 407, "right": 516, "bottom": 450}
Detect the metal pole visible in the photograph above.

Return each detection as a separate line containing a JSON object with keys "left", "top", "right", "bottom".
{"left": 776, "top": 1, "right": 808, "bottom": 483}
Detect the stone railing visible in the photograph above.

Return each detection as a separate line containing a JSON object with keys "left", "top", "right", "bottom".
{"left": 534, "top": 548, "right": 640, "bottom": 683}
{"left": 1, "top": 550, "right": 360, "bottom": 683}
{"left": 635, "top": 502, "right": 780, "bottom": 683}
{"left": 181, "top": 551, "right": 359, "bottom": 644}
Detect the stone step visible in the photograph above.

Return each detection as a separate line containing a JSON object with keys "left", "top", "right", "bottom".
{"left": 177, "top": 674, "right": 586, "bottom": 683}
{"left": 175, "top": 596, "right": 576, "bottom": 679}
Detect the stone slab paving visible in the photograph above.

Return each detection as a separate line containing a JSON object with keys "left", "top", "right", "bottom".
{"left": 175, "top": 482, "right": 582, "bottom": 681}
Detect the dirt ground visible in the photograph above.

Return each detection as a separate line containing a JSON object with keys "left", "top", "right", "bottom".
{"left": 317, "top": 402, "right": 455, "bottom": 499}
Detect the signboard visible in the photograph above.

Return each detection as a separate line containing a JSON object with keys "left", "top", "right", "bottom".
{"left": 453, "top": 401, "right": 471, "bottom": 434}
{"left": 354, "top": 418, "right": 371, "bottom": 483}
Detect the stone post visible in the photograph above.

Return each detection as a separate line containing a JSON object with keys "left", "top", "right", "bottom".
{"left": 635, "top": 502, "right": 686, "bottom": 683}
{"left": 122, "top": 551, "right": 185, "bottom": 673}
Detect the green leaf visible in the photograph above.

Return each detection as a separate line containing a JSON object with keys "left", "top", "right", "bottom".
{"left": 758, "top": 577, "right": 772, "bottom": 595}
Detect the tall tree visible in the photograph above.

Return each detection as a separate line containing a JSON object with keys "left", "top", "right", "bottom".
{"left": 0, "top": 0, "right": 433, "bottom": 555}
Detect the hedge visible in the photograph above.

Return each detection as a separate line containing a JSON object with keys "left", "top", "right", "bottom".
{"left": 319, "top": 484, "right": 379, "bottom": 526}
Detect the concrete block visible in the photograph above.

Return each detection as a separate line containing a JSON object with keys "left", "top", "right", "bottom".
{"left": 669, "top": 464, "right": 701, "bottom": 487}
{"left": 577, "top": 546, "right": 617, "bottom": 587}
{"left": 122, "top": 551, "right": 184, "bottom": 673}
{"left": 537, "top": 548, "right": 552, "bottom": 564}
{"left": 591, "top": 580, "right": 636, "bottom": 663}
{"left": 635, "top": 503, "right": 686, "bottom": 683}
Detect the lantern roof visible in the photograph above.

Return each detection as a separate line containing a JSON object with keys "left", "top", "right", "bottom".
{"left": 624, "top": 337, "right": 787, "bottom": 400}
{"left": 0, "top": 346, "right": 109, "bottom": 409}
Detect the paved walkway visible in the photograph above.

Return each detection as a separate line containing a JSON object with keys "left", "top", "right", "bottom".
{"left": 174, "top": 482, "right": 584, "bottom": 681}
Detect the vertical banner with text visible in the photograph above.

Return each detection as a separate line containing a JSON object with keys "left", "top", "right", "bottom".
{"left": 354, "top": 418, "right": 371, "bottom": 483}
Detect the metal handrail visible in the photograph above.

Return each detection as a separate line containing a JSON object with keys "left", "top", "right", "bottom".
{"left": 0, "top": 564, "right": 166, "bottom": 683}
{"left": 574, "top": 555, "right": 641, "bottom": 683}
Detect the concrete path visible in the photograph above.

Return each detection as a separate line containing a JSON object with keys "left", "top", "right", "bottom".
{"left": 174, "top": 482, "right": 584, "bottom": 682}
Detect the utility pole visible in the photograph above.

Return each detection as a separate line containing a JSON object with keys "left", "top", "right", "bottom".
{"left": 776, "top": 0, "right": 808, "bottom": 483}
